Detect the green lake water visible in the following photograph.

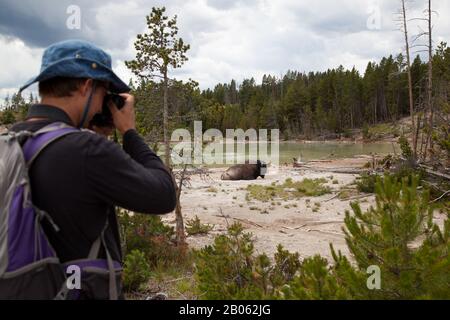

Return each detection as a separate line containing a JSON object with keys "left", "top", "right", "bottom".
{"left": 162, "top": 142, "right": 399, "bottom": 167}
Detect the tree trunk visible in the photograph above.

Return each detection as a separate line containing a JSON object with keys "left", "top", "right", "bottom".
{"left": 414, "top": 112, "right": 422, "bottom": 159}
{"left": 174, "top": 165, "right": 188, "bottom": 245}
{"left": 374, "top": 92, "right": 378, "bottom": 124}
{"left": 401, "top": 0, "right": 416, "bottom": 156}
{"left": 163, "top": 67, "right": 170, "bottom": 166}
{"left": 424, "top": 0, "right": 433, "bottom": 161}
{"left": 350, "top": 106, "right": 354, "bottom": 129}
{"left": 162, "top": 67, "right": 185, "bottom": 244}
{"left": 175, "top": 184, "right": 186, "bottom": 245}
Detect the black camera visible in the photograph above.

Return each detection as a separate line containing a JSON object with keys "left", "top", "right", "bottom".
{"left": 89, "top": 94, "right": 125, "bottom": 128}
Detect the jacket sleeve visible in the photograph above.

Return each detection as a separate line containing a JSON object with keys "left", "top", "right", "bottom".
{"left": 85, "top": 130, "right": 176, "bottom": 214}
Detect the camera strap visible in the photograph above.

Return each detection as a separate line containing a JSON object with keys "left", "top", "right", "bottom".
{"left": 78, "top": 81, "right": 98, "bottom": 129}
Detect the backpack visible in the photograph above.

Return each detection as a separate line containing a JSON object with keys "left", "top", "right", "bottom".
{"left": 0, "top": 122, "right": 122, "bottom": 300}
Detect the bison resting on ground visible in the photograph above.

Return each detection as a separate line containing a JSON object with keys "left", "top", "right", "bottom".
{"left": 221, "top": 160, "right": 267, "bottom": 180}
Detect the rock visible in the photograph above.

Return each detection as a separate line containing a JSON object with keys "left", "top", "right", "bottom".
{"left": 146, "top": 292, "right": 168, "bottom": 300}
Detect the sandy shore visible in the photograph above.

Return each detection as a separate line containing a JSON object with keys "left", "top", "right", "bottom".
{"left": 164, "top": 158, "right": 447, "bottom": 261}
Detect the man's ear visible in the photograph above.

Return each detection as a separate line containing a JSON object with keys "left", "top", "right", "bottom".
{"left": 79, "top": 79, "right": 94, "bottom": 97}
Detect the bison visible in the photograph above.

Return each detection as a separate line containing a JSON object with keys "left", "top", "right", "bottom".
{"left": 221, "top": 160, "right": 267, "bottom": 180}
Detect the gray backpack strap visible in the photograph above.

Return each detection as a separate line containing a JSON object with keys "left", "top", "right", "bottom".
{"left": 87, "top": 237, "right": 102, "bottom": 260}
{"left": 88, "top": 218, "right": 118, "bottom": 300}
{"left": 102, "top": 231, "right": 118, "bottom": 300}
{"left": 33, "top": 122, "right": 73, "bottom": 135}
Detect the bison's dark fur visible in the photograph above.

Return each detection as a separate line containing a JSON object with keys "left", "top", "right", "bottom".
{"left": 221, "top": 160, "right": 267, "bottom": 180}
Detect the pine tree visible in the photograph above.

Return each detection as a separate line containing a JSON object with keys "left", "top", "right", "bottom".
{"left": 126, "top": 6, "right": 190, "bottom": 166}
{"left": 126, "top": 6, "right": 191, "bottom": 246}
{"left": 342, "top": 175, "right": 449, "bottom": 299}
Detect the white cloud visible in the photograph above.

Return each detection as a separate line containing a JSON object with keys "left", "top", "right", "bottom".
{"left": 1, "top": 0, "right": 449, "bottom": 97}
{"left": 0, "top": 35, "right": 42, "bottom": 100}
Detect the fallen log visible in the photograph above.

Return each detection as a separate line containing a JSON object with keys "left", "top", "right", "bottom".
{"left": 325, "top": 193, "right": 340, "bottom": 202}
{"left": 340, "top": 193, "right": 374, "bottom": 201}
{"left": 282, "top": 224, "right": 307, "bottom": 230}
{"left": 430, "top": 190, "right": 450, "bottom": 203}
{"left": 420, "top": 166, "right": 450, "bottom": 181}
{"left": 305, "top": 229, "right": 343, "bottom": 237}
{"left": 294, "top": 166, "right": 368, "bottom": 174}
{"left": 213, "top": 214, "right": 264, "bottom": 228}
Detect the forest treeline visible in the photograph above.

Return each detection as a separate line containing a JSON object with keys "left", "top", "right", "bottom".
{"left": 2, "top": 49, "right": 450, "bottom": 143}
{"left": 127, "top": 43, "right": 450, "bottom": 141}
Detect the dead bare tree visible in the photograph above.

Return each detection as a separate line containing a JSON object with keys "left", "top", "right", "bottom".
{"left": 398, "top": 0, "right": 417, "bottom": 157}
{"left": 409, "top": 0, "right": 438, "bottom": 162}
{"left": 424, "top": 0, "right": 434, "bottom": 161}
{"left": 171, "top": 165, "right": 187, "bottom": 245}
{"left": 171, "top": 149, "right": 213, "bottom": 245}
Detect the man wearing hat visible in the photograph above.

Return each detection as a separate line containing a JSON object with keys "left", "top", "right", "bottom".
{"left": 9, "top": 39, "right": 177, "bottom": 299}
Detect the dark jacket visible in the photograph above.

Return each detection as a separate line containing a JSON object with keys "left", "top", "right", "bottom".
{"left": 10, "top": 104, "right": 177, "bottom": 264}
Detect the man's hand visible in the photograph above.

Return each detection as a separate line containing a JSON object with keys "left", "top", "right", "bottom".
{"left": 108, "top": 93, "right": 136, "bottom": 135}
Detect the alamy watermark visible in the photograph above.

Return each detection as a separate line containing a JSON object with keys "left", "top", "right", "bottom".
{"left": 66, "top": 5, "right": 81, "bottom": 30}
{"left": 170, "top": 121, "right": 280, "bottom": 171}
{"left": 66, "top": 265, "right": 81, "bottom": 290}
{"left": 367, "top": 0, "right": 381, "bottom": 30}
{"left": 366, "top": 265, "right": 381, "bottom": 290}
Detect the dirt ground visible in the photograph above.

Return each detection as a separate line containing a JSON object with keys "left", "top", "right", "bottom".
{"left": 163, "top": 158, "right": 447, "bottom": 261}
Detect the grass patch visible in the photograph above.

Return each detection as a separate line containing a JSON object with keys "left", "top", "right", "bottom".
{"left": 140, "top": 258, "right": 196, "bottom": 300}
{"left": 206, "top": 186, "right": 218, "bottom": 193}
{"left": 338, "top": 186, "right": 360, "bottom": 200}
{"left": 367, "top": 122, "right": 402, "bottom": 139}
{"left": 312, "top": 202, "right": 321, "bottom": 213}
{"left": 246, "top": 178, "right": 331, "bottom": 202}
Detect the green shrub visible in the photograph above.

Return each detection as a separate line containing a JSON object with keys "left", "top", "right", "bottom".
{"left": 282, "top": 254, "right": 354, "bottom": 300}
{"left": 186, "top": 215, "right": 214, "bottom": 235}
{"left": 342, "top": 128, "right": 352, "bottom": 138}
{"left": 356, "top": 173, "right": 377, "bottom": 193}
{"left": 194, "top": 223, "right": 302, "bottom": 299}
{"left": 398, "top": 135, "right": 413, "bottom": 159}
{"left": 117, "top": 209, "right": 189, "bottom": 269}
{"left": 362, "top": 124, "right": 371, "bottom": 140}
{"left": 0, "top": 109, "right": 16, "bottom": 125}
{"left": 342, "top": 175, "right": 449, "bottom": 299}
{"left": 123, "top": 250, "right": 151, "bottom": 292}
{"left": 270, "top": 245, "right": 301, "bottom": 287}
{"left": 194, "top": 222, "right": 259, "bottom": 299}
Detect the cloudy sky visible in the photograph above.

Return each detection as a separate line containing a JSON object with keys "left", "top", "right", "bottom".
{"left": 0, "top": 0, "right": 449, "bottom": 102}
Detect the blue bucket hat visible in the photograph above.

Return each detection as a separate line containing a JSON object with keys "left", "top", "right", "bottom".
{"left": 20, "top": 39, "right": 130, "bottom": 93}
